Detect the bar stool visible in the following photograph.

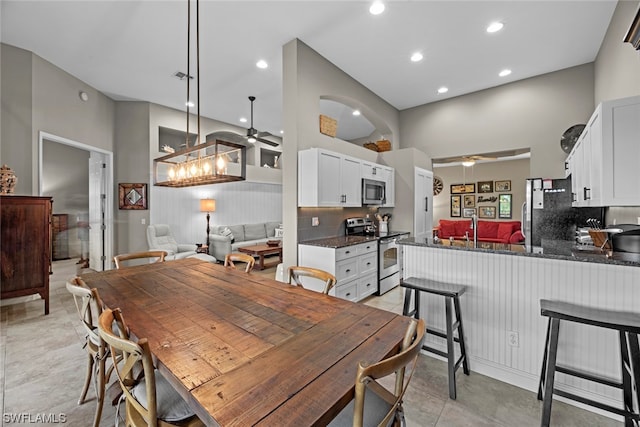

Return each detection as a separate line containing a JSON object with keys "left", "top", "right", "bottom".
{"left": 537, "top": 299, "right": 640, "bottom": 427}
{"left": 401, "top": 277, "right": 470, "bottom": 399}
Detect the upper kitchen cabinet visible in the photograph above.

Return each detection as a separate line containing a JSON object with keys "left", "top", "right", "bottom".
{"left": 569, "top": 95, "right": 640, "bottom": 207}
{"left": 298, "top": 148, "right": 362, "bottom": 207}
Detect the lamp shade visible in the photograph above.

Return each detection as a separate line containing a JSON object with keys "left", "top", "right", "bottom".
{"left": 200, "top": 198, "right": 216, "bottom": 212}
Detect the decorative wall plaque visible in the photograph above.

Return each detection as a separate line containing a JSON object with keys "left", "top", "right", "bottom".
{"left": 118, "top": 183, "right": 147, "bottom": 210}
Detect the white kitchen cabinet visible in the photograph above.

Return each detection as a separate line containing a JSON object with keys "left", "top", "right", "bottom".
{"left": 361, "top": 162, "right": 383, "bottom": 180}
{"left": 380, "top": 166, "right": 395, "bottom": 207}
{"left": 568, "top": 95, "right": 640, "bottom": 207}
{"left": 414, "top": 167, "right": 433, "bottom": 240}
{"left": 298, "top": 241, "right": 378, "bottom": 301}
{"left": 298, "top": 148, "right": 362, "bottom": 207}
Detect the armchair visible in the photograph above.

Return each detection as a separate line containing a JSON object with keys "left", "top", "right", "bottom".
{"left": 146, "top": 224, "right": 197, "bottom": 260}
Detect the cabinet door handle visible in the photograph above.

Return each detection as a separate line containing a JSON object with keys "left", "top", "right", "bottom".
{"left": 366, "top": 262, "right": 371, "bottom": 266}
{"left": 345, "top": 269, "right": 351, "bottom": 273}
{"left": 346, "top": 292, "right": 351, "bottom": 297}
{"left": 373, "top": 168, "right": 376, "bottom": 175}
{"left": 425, "top": 197, "right": 429, "bottom": 212}
{"left": 584, "top": 187, "right": 591, "bottom": 200}
{"left": 345, "top": 250, "right": 350, "bottom": 254}
{"left": 572, "top": 193, "right": 577, "bottom": 202}
{"left": 564, "top": 161, "right": 569, "bottom": 171}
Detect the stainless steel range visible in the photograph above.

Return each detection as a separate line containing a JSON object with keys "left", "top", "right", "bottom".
{"left": 345, "top": 217, "right": 410, "bottom": 295}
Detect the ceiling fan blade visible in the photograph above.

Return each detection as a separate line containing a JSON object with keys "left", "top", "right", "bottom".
{"left": 257, "top": 137, "right": 279, "bottom": 147}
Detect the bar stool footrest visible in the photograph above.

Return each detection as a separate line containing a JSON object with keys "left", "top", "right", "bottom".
{"left": 555, "top": 364, "right": 622, "bottom": 389}
{"left": 426, "top": 327, "right": 461, "bottom": 343}
{"left": 423, "top": 345, "right": 447, "bottom": 359}
{"left": 554, "top": 388, "right": 640, "bottom": 420}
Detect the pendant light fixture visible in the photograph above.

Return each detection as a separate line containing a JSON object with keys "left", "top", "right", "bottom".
{"left": 154, "top": 0, "right": 246, "bottom": 188}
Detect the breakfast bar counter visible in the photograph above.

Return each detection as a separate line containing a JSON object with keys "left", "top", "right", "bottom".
{"left": 399, "top": 238, "right": 639, "bottom": 420}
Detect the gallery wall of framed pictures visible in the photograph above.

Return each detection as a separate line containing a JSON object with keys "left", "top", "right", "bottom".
{"left": 448, "top": 179, "right": 514, "bottom": 219}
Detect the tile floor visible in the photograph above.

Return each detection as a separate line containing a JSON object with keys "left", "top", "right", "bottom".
{"left": 0, "top": 258, "right": 622, "bottom": 426}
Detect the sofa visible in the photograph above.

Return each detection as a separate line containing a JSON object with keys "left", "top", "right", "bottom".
{"left": 209, "top": 221, "right": 281, "bottom": 261}
{"left": 437, "top": 219, "right": 524, "bottom": 244}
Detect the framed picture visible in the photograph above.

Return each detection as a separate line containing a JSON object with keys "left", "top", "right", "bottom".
{"left": 450, "top": 195, "right": 461, "bottom": 217}
{"left": 477, "top": 181, "right": 493, "bottom": 193}
{"left": 478, "top": 206, "right": 496, "bottom": 219}
{"left": 463, "top": 208, "right": 476, "bottom": 218}
{"left": 450, "top": 183, "right": 475, "bottom": 194}
{"left": 119, "top": 183, "right": 147, "bottom": 210}
{"left": 463, "top": 194, "right": 475, "bottom": 208}
{"left": 499, "top": 194, "right": 512, "bottom": 219}
{"left": 495, "top": 180, "right": 511, "bottom": 192}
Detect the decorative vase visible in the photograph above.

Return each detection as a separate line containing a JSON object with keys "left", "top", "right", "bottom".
{"left": 0, "top": 164, "right": 17, "bottom": 194}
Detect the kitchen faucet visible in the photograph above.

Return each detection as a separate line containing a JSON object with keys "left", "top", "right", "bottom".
{"left": 470, "top": 213, "right": 478, "bottom": 248}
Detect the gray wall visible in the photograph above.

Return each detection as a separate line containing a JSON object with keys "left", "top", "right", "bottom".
{"left": 399, "top": 63, "right": 595, "bottom": 180}
{"left": 282, "top": 39, "right": 403, "bottom": 267}
{"left": 1, "top": 44, "right": 33, "bottom": 195}
{"left": 42, "top": 140, "right": 90, "bottom": 257}
{"left": 594, "top": 0, "right": 640, "bottom": 104}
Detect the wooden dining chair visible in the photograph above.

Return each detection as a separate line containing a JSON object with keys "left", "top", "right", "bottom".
{"left": 287, "top": 266, "right": 337, "bottom": 295}
{"left": 113, "top": 250, "right": 168, "bottom": 269}
{"left": 97, "top": 307, "right": 205, "bottom": 427}
{"left": 66, "top": 277, "right": 112, "bottom": 427}
{"left": 224, "top": 252, "right": 256, "bottom": 273}
{"left": 328, "top": 318, "right": 426, "bottom": 427}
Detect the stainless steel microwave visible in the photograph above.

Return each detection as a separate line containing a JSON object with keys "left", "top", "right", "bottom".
{"left": 362, "top": 178, "right": 386, "bottom": 205}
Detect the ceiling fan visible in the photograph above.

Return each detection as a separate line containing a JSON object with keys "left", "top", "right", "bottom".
{"left": 246, "top": 96, "right": 279, "bottom": 147}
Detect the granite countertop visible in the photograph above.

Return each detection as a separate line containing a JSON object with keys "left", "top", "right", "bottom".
{"left": 398, "top": 237, "right": 640, "bottom": 267}
{"left": 300, "top": 230, "right": 410, "bottom": 249}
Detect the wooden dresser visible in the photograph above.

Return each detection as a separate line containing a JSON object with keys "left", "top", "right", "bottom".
{"left": 1, "top": 195, "right": 52, "bottom": 314}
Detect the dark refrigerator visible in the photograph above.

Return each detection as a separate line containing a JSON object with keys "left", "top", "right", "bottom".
{"left": 523, "top": 178, "right": 604, "bottom": 246}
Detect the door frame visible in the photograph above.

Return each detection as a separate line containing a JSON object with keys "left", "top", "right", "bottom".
{"left": 38, "top": 131, "right": 114, "bottom": 270}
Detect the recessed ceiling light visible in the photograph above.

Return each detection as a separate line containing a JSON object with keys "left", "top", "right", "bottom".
{"left": 499, "top": 69, "right": 512, "bottom": 77}
{"left": 369, "top": 1, "right": 385, "bottom": 15}
{"left": 410, "top": 52, "right": 423, "bottom": 62}
{"left": 185, "top": 101, "right": 194, "bottom": 107}
{"left": 239, "top": 117, "right": 247, "bottom": 123}
{"left": 352, "top": 110, "right": 361, "bottom": 116}
{"left": 486, "top": 22, "right": 504, "bottom": 33}
{"left": 437, "top": 87, "right": 449, "bottom": 94}
{"left": 256, "top": 60, "right": 268, "bottom": 69}
{"left": 280, "top": 130, "right": 284, "bottom": 134}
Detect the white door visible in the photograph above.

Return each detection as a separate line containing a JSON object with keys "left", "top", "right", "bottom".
{"left": 89, "top": 152, "right": 108, "bottom": 271}
{"left": 414, "top": 167, "right": 433, "bottom": 240}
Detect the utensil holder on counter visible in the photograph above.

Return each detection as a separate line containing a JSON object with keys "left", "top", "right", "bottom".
{"left": 379, "top": 220, "right": 388, "bottom": 233}
{"left": 588, "top": 229, "right": 611, "bottom": 250}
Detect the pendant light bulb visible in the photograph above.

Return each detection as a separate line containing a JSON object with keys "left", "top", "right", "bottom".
{"left": 169, "top": 167, "right": 176, "bottom": 180}
{"left": 217, "top": 156, "right": 226, "bottom": 170}
{"left": 203, "top": 161, "right": 211, "bottom": 174}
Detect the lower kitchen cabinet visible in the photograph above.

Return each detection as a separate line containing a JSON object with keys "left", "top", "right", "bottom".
{"left": 298, "top": 241, "right": 378, "bottom": 302}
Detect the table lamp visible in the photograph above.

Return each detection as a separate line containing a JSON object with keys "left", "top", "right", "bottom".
{"left": 200, "top": 198, "right": 216, "bottom": 247}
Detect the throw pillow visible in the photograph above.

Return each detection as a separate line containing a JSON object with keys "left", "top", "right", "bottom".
{"left": 221, "top": 227, "right": 235, "bottom": 243}
{"left": 274, "top": 228, "right": 284, "bottom": 238}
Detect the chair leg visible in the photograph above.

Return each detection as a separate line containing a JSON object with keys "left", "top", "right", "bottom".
{"left": 628, "top": 333, "right": 640, "bottom": 425}
{"left": 445, "top": 296, "right": 456, "bottom": 400}
{"left": 453, "top": 296, "right": 469, "bottom": 375}
{"left": 402, "top": 288, "right": 412, "bottom": 317}
{"left": 79, "top": 351, "right": 95, "bottom": 405}
{"left": 93, "top": 352, "right": 107, "bottom": 427}
{"left": 538, "top": 319, "right": 551, "bottom": 401}
{"left": 541, "top": 318, "right": 560, "bottom": 427}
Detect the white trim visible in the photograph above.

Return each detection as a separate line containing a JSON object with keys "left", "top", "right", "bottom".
{"left": 38, "top": 131, "right": 114, "bottom": 271}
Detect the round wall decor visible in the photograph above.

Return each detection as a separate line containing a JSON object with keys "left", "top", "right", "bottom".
{"left": 433, "top": 176, "right": 444, "bottom": 195}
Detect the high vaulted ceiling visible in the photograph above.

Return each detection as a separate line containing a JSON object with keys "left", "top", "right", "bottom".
{"left": 1, "top": 1, "right": 618, "bottom": 139}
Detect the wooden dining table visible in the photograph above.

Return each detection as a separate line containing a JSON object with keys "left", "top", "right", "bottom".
{"left": 80, "top": 258, "right": 410, "bottom": 426}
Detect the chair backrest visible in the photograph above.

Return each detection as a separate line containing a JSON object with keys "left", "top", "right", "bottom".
{"left": 352, "top": 318, "right": 426, "bottom": 427}
{"left": 224, "top": 253, "right": 256, "bottom": 273}
{"left": 113, "top": 250, "right": 167, "bottom": 269}
{"left": 146, "top": 224, "right": 178, "bottom": 253}
{"left": 66, "top": 277, "right": 103, "bottom": 345}
{"left": 98, "top": 307, "right": 160, "bottom": 426}
{"left": 287, "top": 266, "right": 337, "bottom": 295}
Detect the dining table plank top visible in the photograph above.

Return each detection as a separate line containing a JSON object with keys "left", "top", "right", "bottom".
{"left": 80, "top": 258, "right": 410, "bottom": 426}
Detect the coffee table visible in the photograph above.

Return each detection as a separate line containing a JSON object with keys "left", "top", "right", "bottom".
{"left": 237, "top": 243, "right": 283, "bottom": 270}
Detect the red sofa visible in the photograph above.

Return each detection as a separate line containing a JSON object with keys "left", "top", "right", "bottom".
{"left": 437, "top": 219, "right": 524, "bottom": 244}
